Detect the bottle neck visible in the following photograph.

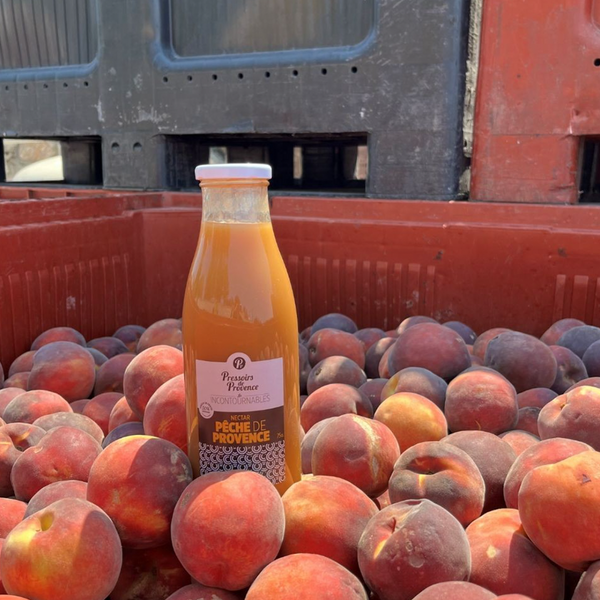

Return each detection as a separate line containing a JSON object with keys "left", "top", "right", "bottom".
{"left": 200, "top": 179, "right": 270, "bottom": 224}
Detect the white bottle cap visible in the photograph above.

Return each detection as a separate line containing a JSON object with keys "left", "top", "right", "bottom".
{"left": 194, "top": 163, "right": 272, "bottom": 181}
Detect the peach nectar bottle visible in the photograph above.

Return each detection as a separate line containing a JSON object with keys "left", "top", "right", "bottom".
{"left": 182, "top": 163, "right": 301, "bottom": 495}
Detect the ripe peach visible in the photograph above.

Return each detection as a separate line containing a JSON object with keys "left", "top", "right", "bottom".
{"left": 381, "top": 367, "right": 447, "bottom": 410}
{"left": 113, "top": 325, "right": 146, "bottom": 353}
{"left": 445, "top": 370, "right": 518, "bottom": 434}
{"left": 87, "top": 347, "right": 108, "bottom": 368}
{"left": 396, "top": 315, "right": 438, "bottom": 334}
{"left": 0, "top": 389, "right": 23, "bottom": 416}
{"left": 354, "top": 328, "right": 387, "bottom": 352}
{"left": 166, "top": 583, "right": 241, "bottom": 600}
{"left": 0, "top": 498, "right": 122, "bottom": 600}
{"left": 583, "top": 341, "right": 600, "bottom": 377}
{"left": 30, "top": 326, "right": 86, "bottom": 350}
{"left": 443, "top": 321, "right": 477, "bottom": 344}
{"left": 444, "top": 430, "right": 516, "bottom": 512}
{"left": 8, "top": 351, "right": 36, "bottom": 378}
{"left": 538, "top": 386, "right": 600, "bottom": 450}
{"left": 137, "top": 319, "right": 182, "bottom": 353}
{"left": 541, "top": 318, "right": 586, "bottom": 346}
{"left": 3, "top": 373, "right": 28, "bottom": 390}
{"left": 414, "top": 582, "right": 497, "bottom": 599}
{"left": 87, "top": 336, "right": 130, "bottom": 358}
{"left": 109, "top": 396, "right": 139, "bottom": 431}
{"left": 312, "top": 313, "right": 358, "bottom": 335}
{"left": 300, "top": 326, "right": 312, "bottom": 345}
{"left": 281, "top": 475, "right": 377, "bottom": 575}
{"left": 301, "top": 383, "right": 372, "bottom": 431}
{"left": 550, "top": 345, "right": 588, "bottom": 393}
{"left": 299, "top": 343, "right": 310, "bottom": 395}
{"left": 569, "top": 376, "right": 600, "bottom": 391}
{"left": 472, "top": 327, "right": 511, "bottom": 360}
{"left": 503, "top": 437, "right": 592, "bottom": 509}
{"left": 25, "top": 480, "right": 88, "bottom": 517}
{"left": 0, "top": 423, "right": 46, "bottom": 450}
{"left": 378, "top": 343, "right": 395, "bottom": 378}
{"left": 246, "top": 554, "right": 368, "bottom": 600}
{"left": 300, "top": 417, "right": 336, "bottom": 474}
{"left": 11, "top": 426, "right": 101, "bottom": 501}
{"left": 0, "top": 432, "right": 20, "bottom": 496}
{"left": 388, "top": 323, "right": 471, "bottom": 381}
{"left": 88, "top": 435, "right": 192, "bottom": 548}
{"left": 33, "top": 412, "right": 104, "bottom": 444}
{"left": 3, "top": 390, "right": 72, "bottom": 424}
{"left": 102, "top": 422, "right": 145, "bottom": 448}
{"left": 357, "top": 499, "right": 471, "bottom": 600}
{"left": 0, "top": 498, "right": 27, "bottom": 537}
{"left": 557, "top": 326, "right": 600, "bottom": 358}
{"left": 467, "top": 509, "right": 564, "bottom": 599}
{"left": 143, "top": 374, "right": 186, "bottom": 453}
{"left": 359, "top": 378, "right": 388, "bottom": 411}
{"left": 308, "top": 328, "right": 366, "bottom": 369}
{"left": 83, "top": 391, "right": 122, "bottom": 435}
{"left": 172, "top": 471, "right": 284, "bottom": 590}
{"left": 306, "top": 356, "right": 367, "bottom": 394}
{"left": 123, "top": 346, "right": 184, "bottom": 419}
{"left": 365, "top": 337, "right": 396, "bottom": 378}
{"left": 374, "top": 392, "right": 448, "bottom": 450}
{"left": 519, "top": 450, "right": 600, "bottom": 570}
{"left": 70, "top": 399, "right": 90, "bottom": 413}
{"left": 28, "top": 341, "right": 96, "bottom": 402}
{"left": 573, "top": 560, "right": 600, "bottom": 600}
{"left": 499, "top": 430, "right": 540, "bottom": 456}
{"left": 389, "top": 441, "right": 485, "bottom": 526}
{"left": 517, "top": 388, "right": 557, "bottom": 409}
{"left": 515, "top": 407, "right": 540, "bottom": 436}
{"left": 312, "top": 414, "right": 400, "bottom": 497}
{"left": 94, "top": 354, "right": 135, "bottom": 395}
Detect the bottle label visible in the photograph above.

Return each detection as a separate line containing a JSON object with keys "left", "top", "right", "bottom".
{"left": 196, "top": 352, "right": 285, "bottom": 485}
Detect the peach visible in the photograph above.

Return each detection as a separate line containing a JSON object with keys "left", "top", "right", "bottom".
{"left": 308, "top": 328, "right": 366, "bottom": 369}
{"left": 500, "top": 430, "right": 540, "bottom": 456}
{"left": 359, "top": 378, "right": 388, "bottom": 411}
{"left": 444, "top": 430, "right": 516, "bottom": 512}
{"left": 102, "top": 422, "right": 145, "bottom": 448}
{"left": 137, "top": 319, "right": 182, "bottom": 352}
{"left": 3, "top": 373, "right": 28, "bottom": 390}
{"left": 0, "top": 423, "right": 46, "bottom": 449}
{"left": 354, "top": 328, "right": 387, "bottom": 352}
{"left": 312, "top": 414, "right": 400, "bottom": 497}
{"left": 87, "top": 336, "right": 130, "bottom": 358}
{"left": 541, "top": 318, "right": 586, "bottom": 346}
{"left": 0, "top": 498, "right": 122, "bottom": 600}
{"left": 445, "top": 370, "right": 518, "bottom": 434}
{"left": 472, "top": 327, "right": 511, "bottom": 360}
{"left": 312, "top": 313, "right": 358, "bottom": 335}
{"left": 3, "top": 390, "right": 72, "bottom": 424}
{"left": 94, "top": 354, "right": 136, "bottom": 396}
{"left": 123, "top": 346, "right": 184, "bottom": 419}
{"left": 357, "top": 499, "right": 471, "bottom": 600}
{"left": 467, "top": 509, "right": 564, "bottom": 600}
{"left": 569, "top": 376, "right": 600, "bottom": 391}
{"left": 396, "top": 315, "right": 438, "bottom": 334}
{"left": 388, "top": 323, "right": 471, "bottom": 381}
{"left": 88, "top": 435, "right": 192, "bottom": 548}
{"left": 0, "top": 389, "right": 23, "bottom": 416}
{"left": 11, "top": 426, "right": 101, "bottom": 501}
{"left": 583, "top": 341, "right": 600, "bottom": 377}
{"left": 110, "top": 545, "right": 191, "bottom": 600}
{"left": 378, "top": 343, "right": 395, "bottom": 378}
{"left": 374, "top": 392, "right": 448, "bottom": 450}
{"left": 281, "top": 475, "right": 377, "bottom": 575}
{"left": 172, "top": 471, "right": 284, "bottom": 590}
{"left": 299, "top": 343, "right": 310, "bottom": 395}
{"left": 300, "top": 416, "right": 336, "bottom": 473}
{"left": 301, "top": 383, "right": 372, "bottom": 431}
{"left": 87, "top": 347, "right": 108, "bottom": 368}
{"left": 573, "top": 560, "right": 600, "bottom": 600}
{"left": 443, "top": 321, "right": 477, "bottom": 344}
{"left": 517, "top": 388, "right": 557, "bottom": 409}
{"left": 550, "top": 345, "right": 588, "bottom": 393}
{"left": 515, "top": 407, "right": 540, "bottom": 436}
{"left": 70, "top": 399, "right": 90, "bottom": 413}
{"left": 0, "top": 498, "right": 26, "bottom": 537}
{"left": 503, "top": 437, "right": 593, "bottom": 509}
{"left": 365, "top": 337, "right": 396, "bottom": 378}
{"left": 166, "top": 583, "right": 241, "bottom": 600}
{"left": 0, "top": 432, "right": 20, "bottom": 496}
{"left": 246, "top": 554, "right": 368, "bottom": 600}
{"left": 143, "top": 374, "right": 186, "bottom": 453}
{"left": 25, "top": 480, "right": 88, "bottom": 517}
{"left": 557, "top": 326, "right": 600, "bottom": 358}
{"left": 538, "top": 386, "right": 600, "bottom": 450}
{"left": 300, "top": 325, "right": 312, "bottom": 345}
{"left": 389, "top": 441, "right": 485, "bottom": 526}
{"left": 33, "top": 412, "right": 104, "bottom": 444}
{"left": 485, "top": 332, "right": 557, "bottom": 392}
{"left": 109, "top": 396, "right": 139, "bottom": 431}
{"left": 83, "top": 391, "right": 122, "bottom": 435}
{"left": 113, "top": 325, "right": 146, "bottom": 353}
{"left": 375, "top": 489, "right": 391, "bottom": 510}
{"left": 381, "top": 367, "right": 447, "bottom": 410}
{"left": 0, "top": 538, "right": 5, "bottom": 593}
{"left": 413, "top": 582, "right": 497, "bottom": 600}
{"left": 8, "top": 351, "right": 36, "bottom": 378}
{"left": 28, "top": 341, "right": 96, "bottom": 402}
{"left": 30, "top": 326, "right": 86, "bottom": 350}
{"left": 306, "top": 356, "right": 367, "bottom": 394}
{"left": 519, "top": 450, "right": 600, "bottom": 570}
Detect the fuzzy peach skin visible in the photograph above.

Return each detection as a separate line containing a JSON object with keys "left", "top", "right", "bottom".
{"left": 3, "top": 373, "right": 28, "bottom": 391}
{"left": 166, "top": 583, "right": 242, "bottom": 600}
{"left": 8, "top": 352, "right": 36, "bottom": 378}
{"left": 467, "top": 509, "right": 564, "bottom": 600}
{"left": 0, "top": 389, "right": 23, "bottom": 416}
{"left": 518, "top": 450, "right": 600, "bottom": 571}
{"left": 413, "top": 582, "right": 498, "bottom": 600}
{"left": 516, "top": 388, "right": 557, "bottom": 409}
{"left": 113, "top": 325, "right": 146, "bottom": 353}
{"left": 572, "top": 560, "right": 600, "bottom": 600}
{"left": 88, "top": 435, "right": 192, "bottom": 549}
{"left": 306, "top": 356, "right": 367, "bottom": 394}
{"left": 108, "top": 396, "right": 139, "bottom": 431}
{"left": 123, "top": 346, "right": 184, "bottom": 419}
{"left": 28, "top": 341, "right": 96, "bottom": 402}
{"left": 357, "top": 499, "right": 471, "bottom": 600}
{"left": 381, "top": 367, "right": 447, "bottom": 410}
{"left": 94, "top": 354, "right": 135, "bottom": 396}
{"left": 32, "top": 411, "right": 104, "bottom": 444}
{"left": 300, "top": 417, "right": 336, "bottom": 474}
{"left": 171, "top": 471, "right": 284, "bottom": 591}
{"left": 87, "top": 337, "right": 130, "bottom": 359}
{"left": 2, "top": 390, "right": 72, "bottom": 424}
{"left": 25, "top": 480, "right": 88, "bottom": 517}
{"left": 541, "top": 318, "right": 586, "bottom": 346}
{"left": 311, "top": 414, "right": 400, "bottom": 497}
{"left": 0, "top": 432, "right": 20, "bottom": 497}
{"left": 472, "top": 328, "right": 511, "bottom": 360}
{"left": 83, "top": 392, "right": 122, "bottom": 435}
{"left": 307, "top": 328, "right": 366, "bottom": 369}
{"left": 499, "top": 430, "right": 540, "bottom": 457}
{"left": 137, "top": 319, "right": 182, "bottom": 353}
{"left": 0, "top": 423, "right": 46, "bottom": 450}
{"left": 30, "top": 327, "right": 86, "bottom": 350}
{"left": 245, "top": 554, "right": 368, "bottom": 600}
{"left": 280, "top": 475, "right": 378, "bottom": 575}
{"left": 0, "top": 498, "right": 27, "bottom": 537}
{"left": 0, "top": 498, "right": 122, "bottom": 600}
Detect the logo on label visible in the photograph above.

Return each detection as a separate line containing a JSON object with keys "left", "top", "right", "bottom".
{"left": 233, "top": 357, "right": 246, "bottom": 370}
{"left": 199, "top": 402, "right": 214, "bottom": 419}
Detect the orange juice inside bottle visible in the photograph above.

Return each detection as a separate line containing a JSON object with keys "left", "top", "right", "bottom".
{"left": 182, "top": 164, "right": 301, "bottom": 495}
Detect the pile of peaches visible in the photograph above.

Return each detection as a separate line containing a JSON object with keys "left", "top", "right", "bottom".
{"left": 0, "top": 313, "right": 599, "bottom": 600}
